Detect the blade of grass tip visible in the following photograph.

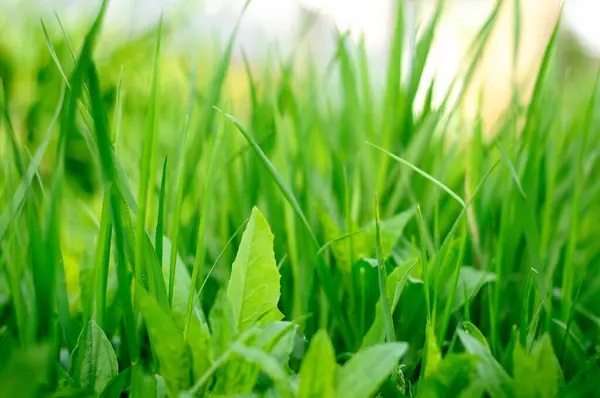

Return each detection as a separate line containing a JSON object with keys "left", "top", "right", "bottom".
{"left": 375, "top": 194, "right": 396, "bottom": 343}
{"left": 40, "top": 20, "right": 70, "bottom": 88}
{"left": 316, "top": 228, "right": 367, "bottom": 257}
{"left": 88, "top": 61, "right": 139, "bottom": 363}
{"left": 521, "top": 9, "right": 562, "bottom": 144}
{"left": 155, "top": 158, "right": 168, "bottom": 263}
{"left": 495, "top": 141, "right": 526, "bottom": 198}
{"left": 276, "top": 255, "right": 288, "bottom": 272}
{"left": 367, "top": 141, "right": 466, "bottom": 208}
{"left": 168, "top": 117, "right": 189, "bottom": 308}
{"left": 376, "top": 0, "right": 404, "bottom": 192}
{"left": 416, "top": 205, "right": 431, "bottom": 322}
{"left": 220, "top": 109, "right": 353, "bottom": 347}
{"left": 183, "top": 0, "right": 253, "bottom": 198}
{"left": 112, "top": 66, "right": 124, "bottom": 151}
{"left": 134, "top": 16, "right": 163, "bottom": 302}
{"left": 54, "top": 11, "right": 77, "bottom": 62}
{"left": 1, "top": 84, "right": 25, "bottom": 178}
{"left": 512, "top": 0, "right": 522, "bottom": 103}
{"left": 436, "top": 0, "right": 503, "bottom": 126}
{"left": 405, "top": 0, "right": 443, "bottom": 127}
{"left": 184, "top": 109, "right": 226, "bottom": 341}
{"left": 0, "top": 83, "right": 64, "bottom": 242}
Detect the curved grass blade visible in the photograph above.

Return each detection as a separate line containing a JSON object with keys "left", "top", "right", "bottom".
{"left": 367, "top": 141, "right": 466, "bottom": 208}
{"left": 495, "top": 142, "right": 526, "bottom": 199}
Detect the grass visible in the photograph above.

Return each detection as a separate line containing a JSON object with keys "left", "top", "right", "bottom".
{"left": 1, "top": 0, "right": 600, "bottom": 396}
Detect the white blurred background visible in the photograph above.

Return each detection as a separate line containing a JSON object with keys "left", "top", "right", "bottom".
{"left": 2, "top": 0, "right": 599, "bottom": 127}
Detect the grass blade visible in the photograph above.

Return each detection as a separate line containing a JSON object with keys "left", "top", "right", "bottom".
{"left": 367, "top": 141, "right": 466, "bottom": 208}
{"left": 184, "top": 110, "right": 226, "bottom": 340}
{"left": 155, "top": 158, "right": 168, "bottom": 263}
{"left": 375, "top": 194, "right": 395, "bottom": 343}
{"left": 134, "top": 17, "right": 163, "bottom": 302}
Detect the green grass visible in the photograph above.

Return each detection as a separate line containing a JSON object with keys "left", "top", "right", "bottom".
{"left": 1, "top": 0, "right": 600, "bottom": 396}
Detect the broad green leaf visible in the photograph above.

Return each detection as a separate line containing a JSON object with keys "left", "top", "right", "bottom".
{"left": 463, "top": 321, "right": 491, "bottom": 349}
{"left": 70, "top": 320, "right": 118, "bottom": 394}
{"left": 298, "top": 329, "right": 336, "bottom": 398}
{"left": 227, "top": 207, "right": 283, "bottom": 331}
{"left": 458, "top": 329, "right": 512, "bottom": 397}
{"left": 336, "top": 342, "right": 408, "bottom": 398}
{"left": 424, "top": 322, "right": 442, "bottom": 378}
{"left": 139, "top": 290, "right": 191, "bottom": 395}
{"left": 418, "top": 353, "right": 478, "bottom": 398}
{"left": 513, "top": 334, "right": 562, "bottom": 398}
{"left": 452, "top": 267, "right": 496, "bottom": 312}
{"left": 362, "top": 259, "right": 416, "bottom": 348}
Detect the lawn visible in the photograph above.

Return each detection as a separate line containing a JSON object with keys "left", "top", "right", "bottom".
{"left": 1, "top": 0, "right": 600, "bottom": 397}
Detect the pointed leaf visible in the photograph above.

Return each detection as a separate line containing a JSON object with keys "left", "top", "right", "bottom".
{"left": 513, "top": 334, "right": 562, "bottom": 398}
{"left": 298, "top": 330, "right": 336, "bottom": 398}
{"left": 362, "top": 259, "right": 416, "bottom": 348}
{"left": 458, "top": 329, "right": 512, "bottom": 397}
{"left": 227, "top": 207, "right": 283, "bottom": 331}
{"left": 70, "top": 320, "right": 118, "bottom": 394}
{"left": 424, "top": 322, "right": 442, "bottom": 378}
{"left": 418, "top": 353, "right": 479, "bottom": 398}
{"left": 336, "top": 343, "right": 408, "bottom": 398}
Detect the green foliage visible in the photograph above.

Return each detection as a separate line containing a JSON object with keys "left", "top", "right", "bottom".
{"left": 227, "top": 207, "right": 283, "bottom": 331}
{"left": 1, "top": 1, "right": 600, "bottom": 397}
{"left": 297, "top": 329, "right": 336, "bottom": 398}
{"left": 70, "top": 320, "right": 119, "bottom": 395}
{"left": 336, "top": 343, "right": 408, "bottom": 398}
{"left": 513, "top": 334, "right": 563, "bottom": 398}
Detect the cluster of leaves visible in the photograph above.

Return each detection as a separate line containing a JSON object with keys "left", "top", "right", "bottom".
{"left": 1, "top": 0, "right": 600, "bottom": 397}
